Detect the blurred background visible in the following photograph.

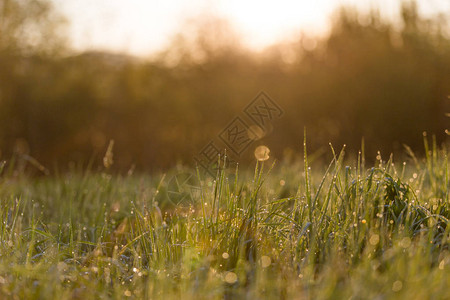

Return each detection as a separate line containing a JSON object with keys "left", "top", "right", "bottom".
{"left": 0, "top": 0, "right": 449, "bottom": 172}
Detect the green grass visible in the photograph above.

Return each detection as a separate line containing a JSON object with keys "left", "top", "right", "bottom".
{"left": 0, "top": 139, "right": 449, "bottom": 299}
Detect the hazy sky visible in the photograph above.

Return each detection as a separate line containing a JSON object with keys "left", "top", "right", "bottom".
{"left": 54, "top": 0, "right": 450, "bottom": 56}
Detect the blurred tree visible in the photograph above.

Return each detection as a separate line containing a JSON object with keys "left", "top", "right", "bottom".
{"left": 0, "top": 0, "right": 66, "bottom": 165}
{"left": 0, "top": 1, "right": 448, "bottom": 172}
{"left": 0, "top": 0, "right": 66, "bottom": 55}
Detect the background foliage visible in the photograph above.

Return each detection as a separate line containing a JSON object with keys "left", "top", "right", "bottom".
{"left": 0, "top": 0, "right": 449, "bottom": 171}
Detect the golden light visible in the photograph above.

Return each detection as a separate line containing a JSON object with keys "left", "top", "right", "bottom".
{"left": 59, "top": 0, "right": 344, "bottom": 56}
{"left": 59, "top": 0, "right": 447, "bottom": 56}
{"left": 217, "top": 0, "right": 334, "bottom": 50}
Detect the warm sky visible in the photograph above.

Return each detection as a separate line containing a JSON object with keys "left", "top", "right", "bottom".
{"left": 54, "top": 0, "right": 450, "bottom": 56}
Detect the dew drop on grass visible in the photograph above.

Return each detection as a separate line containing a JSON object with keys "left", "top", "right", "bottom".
{"left": 392, "top": 281, "right": 403, "bottom": 292}
{"left": 224, "top": 272, "right": 237, "bottom": 284}
{"left": 260, "top": 256, "right": 271, "bottom": 268}
{"left": 369, "top": 234, "right": 380, "bottom": 245}
{"left": 399, "top": 237, "right": 411, "bottom": 248}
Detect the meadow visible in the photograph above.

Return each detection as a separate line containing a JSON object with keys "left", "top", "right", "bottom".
{"left": 0, "top": 137, "right": 448, "bottom": 299}
{"left": 1, "top": 1, "right": 449, "bottom": 299}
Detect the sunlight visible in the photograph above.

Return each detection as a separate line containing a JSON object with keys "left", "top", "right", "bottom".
{"left": 58, "top": 0, "right": 340, "bottom": 55}
{"left": 216, "top": 0, "right": 336, "bottom": 49}
{"left": 57, "top": 0, "right": 450, "bottom": 56}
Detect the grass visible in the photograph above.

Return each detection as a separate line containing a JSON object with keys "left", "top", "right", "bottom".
{"left": 0, "top": 138, "right": 449, "bottom": 299}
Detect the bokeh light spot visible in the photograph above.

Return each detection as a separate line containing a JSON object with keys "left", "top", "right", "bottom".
{"left": 255, "top": 145, "right": 270, "bottom": 161}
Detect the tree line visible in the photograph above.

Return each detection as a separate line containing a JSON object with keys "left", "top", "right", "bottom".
{"left": 0, "top": 0, "right": 449, "bottom": 172}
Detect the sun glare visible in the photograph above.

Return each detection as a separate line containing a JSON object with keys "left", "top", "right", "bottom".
{"left": 217, "top": 0, "right": 335, "bottom": 49}
{"left": 57, "top": 0, "right": 450, "bottom": 56}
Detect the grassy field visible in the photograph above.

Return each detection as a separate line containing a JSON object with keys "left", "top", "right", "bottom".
{"left": 0, "top": 138, "right": 449, "bottom": 299}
